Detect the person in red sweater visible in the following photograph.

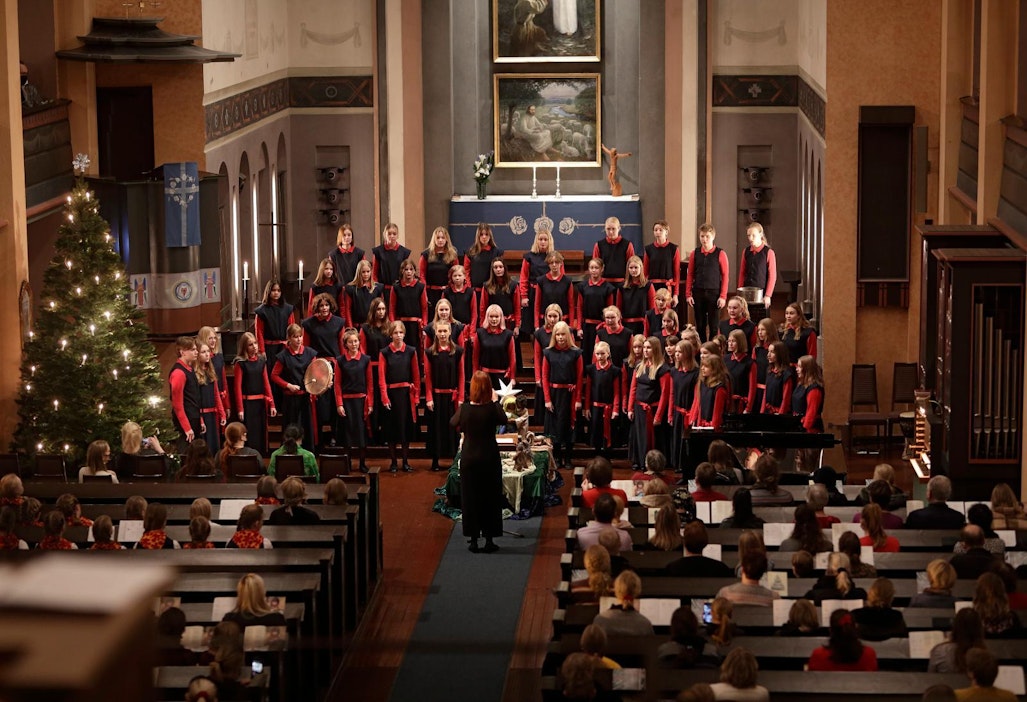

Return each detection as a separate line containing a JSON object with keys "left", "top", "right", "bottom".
{"left": 807, "top": 609, "right": 878, "bottom": 671}
{"left": 690, "top": 463, "right": 729, "bottom": 502}
{"left": 580, "top": 456, "right": 628, "bottom": 509}
{"left": 859, "top": 503, "right": 900, "bottom": 552}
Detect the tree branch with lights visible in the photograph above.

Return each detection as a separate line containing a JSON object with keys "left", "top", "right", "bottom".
{"left": 13, "top": 154, "right": 174, "bottom": 467}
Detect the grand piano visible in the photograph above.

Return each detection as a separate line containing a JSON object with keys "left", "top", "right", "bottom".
{"left": 680, "top": 413, "right": 839, "bottom": 478}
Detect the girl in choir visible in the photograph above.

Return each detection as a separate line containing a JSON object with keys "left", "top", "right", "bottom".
{"left": 659, "top": 309, "right": 680, "bottom": 350}
{"left": 627, "top": 337, "right": 672, "bottom": 466}
{"left": 424, "top": 298, "right": 466, "bottom": 392}
{"left": 781, "top": 302, "right": 818, "bottom": 362}
{"left": 534, "top": 250, "right": 574, "bottom": 328}
{"left": 718, "top": 296, "right": 756, "bottom": 348}
{"left": 302, "top": 292, "right": 347, "bottom": 447}
{"left": 690, "top": 354, "right": 730, "bottom": 432}
{"left": 194, "top": 340, "right": 226, "bottom": 454}
{"left": 534, "top": 303, "right": 563, "bottom": 424}
{"left": 328, "top": 222, "right": 366, "bottom": 285}
{"left": 575, "top": 257, "right": 616, "bottom": 362}
{"left": 480, "top": 257, "right": 521, "bottom": 337}
{"left": 474, "top": 304, "right": 517, "bottom": 389}
{"left": 793, "top": 355, "right": 825, "bottom": 433}
{"left": 389, "top": 258, "right": 428, "bottom": 354}
{"left": 199, "top": 326, "right": 231, "bottom": 417}
{"left": 463, "top": 222, "right": 504, "bottom": 291}
{"left": 343, "top": 259, "right": 384, "bottom": 331}
{"left": 419, "top": 226, "right": 459, "bottom": 312}
{"left": 725, "top": 329, "right": 757, "bottom": 413}
{"left": 583, "top": 340, "right": 620, "bottom": 456}
{"left": 271, "top": 323, "right": 319, "bottom": 449}
{"left": 333, "top": 328, "right": 373, "bottom": 473}
{"left": 669, "top": 340, "right": 700, "bottom": 470}
{"left": 442, "top": 264, "right": 477, "bottom": 333}
{"left": 361, "top": 298, "right": 392, "bottom": 445}
{"left": 136, "top": 503, "right": 180, "bottom": 550}
{"left": 423, "top": 322, "right": 464, "bottom": 472}
{"left": 542, "top": 321, "right": 583, "bottom": 469}
{"left": 700, "top": 340, "right": 722, "bottom": 361}
{"left": 592, "top": 216, "right": 635, "bottom": 284}
{"left": 619, "top": 255, "right": 655, "bottom": 337}
{"left": 681, "top": 325, "right": 702, "bottom": 353}
{"left": 646, "top": 288, "right": 673, "bottom": 339}
{"left": 596, "top": 305, "right": 633, "bottom": 370}
{"left": 685, "top": 222, "right": 730, "bottom": 343}
{"left": 254, "top": 280, "right": 295, "bottom": 408}
{"left": 751, "top": 318, "right": 778, "bottom": 413}
{"left": 379, "top": 321, "right": 420, "bottom": 473}
{"left": 737, "top": 222, "right": 776, "bottom": 312}
{"left": 518, "top": 229, "right": 554, "bottom": 336}
{"left": 307, "top": 257, "right": 343, "bottom": 316}
{"left": 760, "top": 340, "right": 795, "bottom": 415}
{"left": 233, "top": 332, "right": 275, "bottom": 456}
{"left": 371, "top": 222, "right": 412, "bottom": 305}
{"left": 643, "top": 219, "right": 680, "bottom": 305}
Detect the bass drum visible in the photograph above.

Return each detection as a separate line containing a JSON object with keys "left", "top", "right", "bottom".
{"left": 303, "top": 358, "right": 334, "bottom": 396}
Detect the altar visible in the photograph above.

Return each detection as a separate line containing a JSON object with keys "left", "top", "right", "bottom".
{"left": 443, "top": 444, "right": 554, "bottom": 517}
{"left": 448, "top": 194, "right": 643, "bottom": 255}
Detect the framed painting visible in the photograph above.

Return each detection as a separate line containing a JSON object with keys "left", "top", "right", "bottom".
{"left": 493, "top": 0, "right": 600, "bottom": 63}
{"left": 494, "top": 73, "right": 601, "bottom": 168}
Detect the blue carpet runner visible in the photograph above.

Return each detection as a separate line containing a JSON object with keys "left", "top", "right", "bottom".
{"left": 388, "top": 517, "right": 542, "bottom": 702}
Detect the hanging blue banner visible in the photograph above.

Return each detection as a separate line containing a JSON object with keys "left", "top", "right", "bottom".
{"left": 164, "top": 162, "right": 201, "bottom": 247}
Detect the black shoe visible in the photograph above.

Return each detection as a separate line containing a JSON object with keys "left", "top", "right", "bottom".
{"left": 430, "top": 462, "right": 441, "bottom": 472}
{"left": 468, "top": 541, "right": 480, "bottom": 553}
{"left": 359, "top": 463, "right": 369, "bottom": 474}
{"left": 483, "top": 541, "right": 499, "bottom": 553}
{"left": 389, "top": 463, "right": 398, "bottom": 473}
{"left": 402, "top": 463, "right": 414, "bottom": 473}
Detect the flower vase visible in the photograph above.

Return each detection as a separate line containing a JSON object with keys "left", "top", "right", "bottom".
{"left": 476, "top": 180, "right": 488, "bottom": 200}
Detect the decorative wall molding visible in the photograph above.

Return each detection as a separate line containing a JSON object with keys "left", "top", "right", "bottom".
{"left": 797, "top": 77, "right": 825, "bottom": 138}
{"left": 299, "top": 22, "right": 362, "bottom": 48}
{"left": 712, "top": 73, "right": 825, "bottom": 139}
{"left": 723, "top": 19, "right": 787, "bottom": 45}
{"left": 287, "top": 76, "right": 373, "bottom": 109}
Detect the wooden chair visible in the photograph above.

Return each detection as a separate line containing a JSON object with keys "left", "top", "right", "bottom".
{"left": 275, "top": 455, "right": 307, "bottom": 481}
{"left": 847, "top": 363, "right": 887, "bottom": 454}
{"left": 0, "top": 453, "right": 22, "bottom": 478}
{"left": 227, "top": 454, "right": 265, "bottom": 482}
{"left": 885, "top": 361, "right": 921, "bottom": 441}
{"left": 130, "top": 455, "right": 167, "bottom": 482}
{"left": 33, "top": 454, "right": 67, "bottom": 482}
{"left": 318, "top": 454, "right": 351, "bottom": 481}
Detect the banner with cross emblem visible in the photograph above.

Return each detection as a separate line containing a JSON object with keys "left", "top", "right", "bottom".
{"left": 164, "top": 162, "right": 201, "bottom": 247}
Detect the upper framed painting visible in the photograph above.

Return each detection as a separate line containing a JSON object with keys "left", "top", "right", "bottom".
{"left": 493, "top": 0, "right": 600, "bottom": 63}
{"left": 494, "top": 73, "right": 601, "bottom": 168}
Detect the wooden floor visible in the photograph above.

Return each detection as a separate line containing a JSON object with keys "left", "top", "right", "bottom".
{"left": 329, "top": 441, "right": 912, "bottom": 702}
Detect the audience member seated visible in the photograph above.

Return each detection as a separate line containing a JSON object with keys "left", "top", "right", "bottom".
{"left": 559, "top": 652, "right": 620, "bottom": 702}
{"left": 598, "top": 529, "right": 631, "bottom": 578}
{"left": 928, "top": 608, "right": 985, "bottom": 673}
{"left": 216, "top": 421, "right": 264, "bottom": 477}
{"left": 190, "top": 497, "right": 212, "bottom": 520}
{"left": 124, "top": 495, "right": 147, "bottom": 520}
{"left": 803, "top": 552, "right": 867, "bottom": 603}
{"left": 807, "top": 484, "right": 839, "bottom": 529}
{"left": 690, "top": 463, "right": 729, "bottom": 502}
{"left": 639, "top": 477, "right": 673, "bottom": 509}
{"left": 989, "top": 483, "right": 1027, "bottom": 530}
{"left": 677, "top": 683, "right": 716, "bottom": 702}
{"left": 268, "top": 424, "right": 320, "bottom": 482}
{"left": 642, "top": 504, "right": 683, "bottom": 551}
{"left": 989, "top": 561, "right": 1027, "bottom": 610}
{"left": 20, "top": 496, "right": 43, "bottom": 527}
{"left": 37, "top": 509, "right": 77, "bottom": 550}
{"left": 707, "top": 439, "right": 745, "bottom": 485}
{"left": 854, "top": 463, "right": 906, "bottom": 510}
{"left": 909, "top": 559, "right": 958, "bottom": 608}
{"left": 322, "top": 478, "right": 349, "bottom": 505}
{"left": 735, "top": 531, "right": 775, "bottom": 577}
{"left": 222, "top": 573, "right": 288, "bottom": 630}
{"left": 922, "top": 685, "right": 958, "bottom": 702}
{"left": 811, "top": 465, "right": 849, "bottom": 506}
{"left": 955, "top": 647, "right": 1018, "bottom": 701}
{"left": 156, "top": 606, "right": 199, "bottom": 665}
{"left": 953, "top": 504, "right": 1005, "bottom": 556}
{"left": 791, "top": 550, "right": 816, "bottom": 579}
{"left": 716, "top": 551, "right": 779, "bottom": 606}
{"left": 78, "top": 439, "right": 118, "bottom": 483}
{"left": 658, "top": 607, "right": 716, "bottom": 668}
{"left": 709, "top": 648, "right": 769, "bottom": 702}
{"left": 228, "top": 504, "right": 273, "bottom": 549}
{"left": 851, "top": 577, "right": 907, "bottom": 641}
{"left": 255, "top": 476, "right": 281, "bottom": 505}
{"left": 268, "top": 477, "right": 321, "bottom": 525}
{"left": 859, "top": 503, "right": 900, "bottom": 552}
{"left": 905, "top": 475, "right": 965, "bottom": 530}
{"left": 571, "top": 545, "right": 614, "bottom": 603}
{"left": 611, "top": 496, "right": 633, "bottom": 530}
{"left": 707, "top": 597, "right": 741, "bottom": 653}
{"left": 0, "top": 505, "right": 28, "bottom": 550}
{"left": 591, "top": 570, "right": 655, "bottom": 637}
{"left": 206, "top": 622, "right": 252, "bottom": 702}
{"left": 580, "top": 624, "right": 621, "bottom": 669}
{"left": 581, "top": 456, "right": 629, "bottom": 509}
{"left": 950, "top": 526, "right": 999, "bottom": 579}
{"left": 850, "top": 480, "right": 905, "bottom": 530}
{"left": 56, "top": 493, "right": 93, "bottom": 527}
{"left": 807, "top": 609, "right": 878, "bottom": 671}
{"left": 89, "top": 514, "right": 122, "bottom": 550}
{"left": 780, "top": 503, "right": 832, "bottom": 553}
{"left": 667, "top": 521, "right": 733, "bottom": 577}
{"left": 182, "top": 516, "right": 216, "bottom": 549}
{"left": 776, "top": 598, "right": 820, "bottom": 636}
{"left": 185, "top": 676, "right": 219, "bottom": 702}
{"left": 634, "top": 449, "right": 668, "bottom": 483}
{"left": 719, "top": 489, "right": 764, "bottom": 529}
{"left": 178, "top": 439, "right": 221, "bottom": 482}
{"left": 135, "top": 503, "right": 180, "bottom": 550}
{"left": 114, "top": 420, "right": 168, "bottom": 480}
{"left": 747, "top": 454, "right": 793, "bottom": 507}
{"left": 0, "top": 473, "right": 25, "bottom": 508}
{"left": 578, "top": 493, "right": 631, "bottom": 552}
{"left": 973, "top": 572, "right": 1020, "bottom": 637}
{"left": 838, "top": 531, "right": 877, "bottom": 578}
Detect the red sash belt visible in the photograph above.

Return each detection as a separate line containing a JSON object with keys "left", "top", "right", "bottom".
{"left": 584, "top": 319, "right": 602, "bottom": 325}
{"left": 623, "top": 317, "right": 645, "bottom": 323}
{"left": 550, "top": 383, "right": 575, "bottom": 389}
{"left": 426, "top": 284, "right": 446, "bottom": 290}
{"left": 341, "top": 393, "right": 367, "bottom": 399}
{"left": 201, "top": 407, "right": 217, "bottom": 413}
{"left": 265, "top": 339, "right": 285, "bottom": 345}
{"left": 651, "top": 278, "right": 671, "bottom": 285}
{"left": 433, "top": 388, "right": 457, "bottom": 395}
{"left": 593, "top": 402, "right": 613, "bottom": 438}
{"left": 481, "top": 367, "right": 508, "bottom": 375}
{"left": 757, "top": 383, "right": 766, "bottom": 389}
{"left": 607, "top": 277, "right": 625, "bottom": 283}
{"left": 385, "top": 383, "right": 418, "bottom": 422}
{"left": 399, "top": 316, "right": 422, "bottom": 322}
{"left": 243, "top": 394, "right": 266, "bottom": 401}
{"left": 637, "top": 401, "right": 657, "bottom": 450}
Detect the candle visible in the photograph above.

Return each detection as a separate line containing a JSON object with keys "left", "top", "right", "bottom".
{"left": 243, "top": 261, "right": 249, "bottom": 281}
{"left": 298, "top": 260, "right": 304, "bottom": 281}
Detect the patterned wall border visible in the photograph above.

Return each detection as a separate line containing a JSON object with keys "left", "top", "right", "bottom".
{"left": 205, "top": 75, "right": 373, "bottom": 143}
{"left": 712, "top": 73, "right": 825, "bottom": 139}
{"left": 797, "top": 77, "right": 825, "bottom": 138}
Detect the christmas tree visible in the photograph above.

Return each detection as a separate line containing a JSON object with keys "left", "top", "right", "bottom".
{"left": 13, "top": 154, "right": 174, "bottom": 467}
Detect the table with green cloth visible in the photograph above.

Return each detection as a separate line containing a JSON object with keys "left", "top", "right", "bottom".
{"left": 444, "top": 446, "right": 552, "bottom": 515}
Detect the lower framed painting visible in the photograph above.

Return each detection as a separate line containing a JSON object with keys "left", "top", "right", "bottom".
{"left": 494, "top": 73, "right": 601, "bottom": 169}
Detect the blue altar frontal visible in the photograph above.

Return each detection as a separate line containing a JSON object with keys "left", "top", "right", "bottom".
{"left": 448, "top": 194, "right": 643, "bottom": 255}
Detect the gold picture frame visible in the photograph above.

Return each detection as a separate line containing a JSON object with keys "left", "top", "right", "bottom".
{"left": 493, "top": 0, "right": 601, "bottom": 63}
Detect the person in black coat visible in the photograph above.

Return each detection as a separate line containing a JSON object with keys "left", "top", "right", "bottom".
{"left": 950, "top": 525, "right": 1000, "bottom": 579}
{"left": 267, "top": 477, "right": 321, "bottom": 525}
{"left": 666, "top": 521, "right": 733, "bottom": 577}
{"left": 904, "top": 475, "right": 966, "bottom": 530}
{"left": 851, "top": 578, "right": 908, "bottom": 641}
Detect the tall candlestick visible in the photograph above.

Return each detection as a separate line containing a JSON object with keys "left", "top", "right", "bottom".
{"left": 531, "top": 166, "right": 538, "bottom": 199}
{"left": 555, "top": 166, "right": 562, "bottom": 198}
{"left": 298, "top": 259, "right": 304, "bottom": 281}
{"left": 243, "top": 261, "right": 249, "bottom": 281}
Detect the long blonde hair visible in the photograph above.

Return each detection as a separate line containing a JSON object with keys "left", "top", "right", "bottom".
{"left": 235, "top": 573, "right": 271, "bottom": 616}
{"left": 547, "top": 321, "right": 577, "bottom": 349}
{"left": 348, "top": 259, "right": 375, "bottom": 287}
{"left": 635, "top": 337, "right": 666, "bottom": 379}
{"left": 427, "top": 226, "right": 458, "bottom": 264}
{"left": 194, "top": 341, "right": 218, "bottom": 384}
{"left": 530, "top": 228, "right": 554, "bottom": 255}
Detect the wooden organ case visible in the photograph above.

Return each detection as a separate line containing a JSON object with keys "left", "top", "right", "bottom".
{"left": 918, "top": 225, "right": 1025, "bottom": 499}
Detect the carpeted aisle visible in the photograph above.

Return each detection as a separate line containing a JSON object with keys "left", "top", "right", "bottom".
{"left": 388, "top": 517, "right": 542, "bottom": 702}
